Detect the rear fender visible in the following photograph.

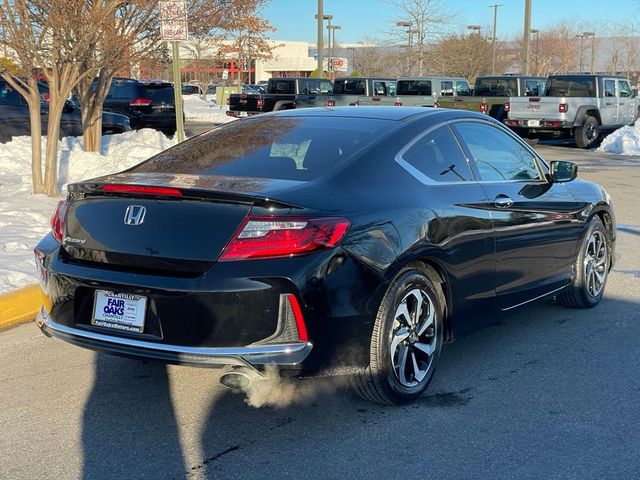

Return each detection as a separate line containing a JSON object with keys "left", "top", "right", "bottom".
{"left": 573, "top": 105, "right": 600, "bottom": 126}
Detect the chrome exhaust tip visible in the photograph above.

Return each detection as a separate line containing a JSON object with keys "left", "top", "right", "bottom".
{"left": 219, "top": 369, "right": 255, "bottom": 390}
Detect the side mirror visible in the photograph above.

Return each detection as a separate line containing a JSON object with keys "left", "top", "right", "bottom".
{"left": 549, "top": 160, "right": 577, "bottom": 183}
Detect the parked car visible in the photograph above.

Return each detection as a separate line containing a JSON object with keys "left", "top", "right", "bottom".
{"left": 506, "top": 74, "right": 639, "bottom": 148}
{"left": 328, "top": 77, "right": 396, "bottom": 106}
{"left": 435, "top": 75, "right": 546, "bottom": 121}
{"left": 227, "top": 77, "right": 334, "bottom": 117}
{"left": 0, "top": 79, "right": 131, "bottom": 143}
{"left": 102, "top": 78, "right": 179, "bottom": 136}
{"left": 35, "top": 106, "right": 615, "bottom": 405}
{"left": 181, "top": 84, "right": 200, "bottom": 95}
{"left": 357, "top": 76, "right": 471, "bottom": 107}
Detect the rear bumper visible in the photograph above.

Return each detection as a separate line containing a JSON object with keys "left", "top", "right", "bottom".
{"left": 504, "top": 119, "right": 574, "bottom": 131}
{"left": 36, "top": 307, "right": 312, "bottom": 368}
{"left": 226, "top": 110, "right": 261, "bottom": 118}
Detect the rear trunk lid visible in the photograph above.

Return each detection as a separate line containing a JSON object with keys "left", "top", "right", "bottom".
{"left": 508, "top": 96, "right": 573, "bottom": 121}
{"left": 62, "top": 174, "right": 303, "bottom": 275}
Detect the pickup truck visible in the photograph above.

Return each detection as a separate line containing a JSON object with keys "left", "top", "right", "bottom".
{"left": 506, "top": 74, "right": 639, "bottom": 148}
{"left": 435, "top": 75, "right": 546, "bottom": 121}
{"left": 227, "top": 77, "right": 333, "bottom": 117}
{"left": 328, "top": 77, "right": 396, "bottom": 106}
{"left": 357, "top": 76, "right": 471, "bottom": 107}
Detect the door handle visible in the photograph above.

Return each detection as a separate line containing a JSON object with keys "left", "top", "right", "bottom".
{"left": 494, "top": 195, "right": 514, "bottom": 208}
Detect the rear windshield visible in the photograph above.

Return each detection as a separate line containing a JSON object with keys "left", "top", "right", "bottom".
{"left": 396, "top": 80, "right": 432, "bottom": 96}
{"left": 142, "top": 85, "right": 175, "bottom": 103}
{"left": 473, "top": 78, "right": 518, "bottom": 96}
{"left": 107, "top": 79, "right": 140, "bottom": 99}
{"left": 267, "top": 80, "right": 295, "bottom": 94}
{"left": 130, "top": 116, "right": 395, "bottom": 181}
{"left": 545, "top": 77, "right": 596, "bottom": 97}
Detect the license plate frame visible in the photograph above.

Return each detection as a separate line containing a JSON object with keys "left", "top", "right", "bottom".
{"left": 92, "top": 290, "right": 147, "bottom": 333}
{"left": 527, "top": 119, "right": 541, "bottom": 127}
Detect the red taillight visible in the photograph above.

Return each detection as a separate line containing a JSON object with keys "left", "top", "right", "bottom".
{"left": 129, "top": 98, "right": 152, "bottom": 106}
{"left": 394, "top": 101, "right": 402, "bottom": 106}
{"left": 327, "top": 99, "right": 335, "bottom": 107}
{"left": 50, "top": 199, "right": 69, "bottom": 243}
{"left": 504, "top": 119, "right": 518, "bottom": 126}
{"left": 433, "top": 101, "right": 440, "bottom": 108}
{"left": 504, "top": 102, "right": 510, "bottom": 112}
{"left": 354, "top": 100, "right": 361, "bottom": 106}
{"left": 559, "top": 103, "right": 568, "bottom": 113}
{"left": 219, "top": 216, "right": 350, "bottom": 261}
{"left": 102, "top": 184, "right": 182, "bottom": 196}
{"left": 480, "top": 102, "right": 488, "bottom": 114}
{"left": 256, "top": 98, "right": 265, "bottom": 108}
{"left": 287, "top": 294, "right": 308, "bottom": 342}
{"left": 43, "top": 92, "right": 50, "bottom": 103}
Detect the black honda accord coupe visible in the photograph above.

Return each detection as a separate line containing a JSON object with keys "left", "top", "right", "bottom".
{"left": 34, "top": 107, "right": 615, "bottom": 405}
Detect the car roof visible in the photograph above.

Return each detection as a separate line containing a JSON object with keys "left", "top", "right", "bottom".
{"left": 270, "top": 106, "right": 490, "bottom": 122}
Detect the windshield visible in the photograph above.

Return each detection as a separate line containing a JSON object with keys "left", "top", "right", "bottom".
{"left": 473, "top": 78, "right": 518, "bottom": 96}
{"left": 130, "top": 116, "right": 395, "bottom": 181}
{"left": 545, "top": 77, "right": 596, "bottom": 97}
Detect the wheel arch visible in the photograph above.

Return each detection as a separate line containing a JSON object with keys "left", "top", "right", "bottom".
{"left": 573, "top": 106, "right": 601, "bottom": 126}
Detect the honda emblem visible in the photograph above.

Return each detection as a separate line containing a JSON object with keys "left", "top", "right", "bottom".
{"left": 124, "top": 205, "right": 146, "bottom": 225}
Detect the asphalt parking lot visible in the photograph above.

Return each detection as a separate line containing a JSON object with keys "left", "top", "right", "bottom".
{"left": 1, "top": 141, "right": 639, "bottom": 479}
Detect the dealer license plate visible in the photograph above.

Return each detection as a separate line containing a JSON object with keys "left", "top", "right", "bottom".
{"left": 527, "top": 120, "right": 541, "bottom": 127}
{"left": 92, "top": 291, "right": 147, "bottom": 333}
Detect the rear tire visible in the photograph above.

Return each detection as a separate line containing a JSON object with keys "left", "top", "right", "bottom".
{"left": 574, "top": 115, "right": 599, "bottom": 149}
{"left": 557, "top": 217, "right": 610, "bottom": 308}
{"left": 351, "top": 267, "right": 444, "bottom": 405}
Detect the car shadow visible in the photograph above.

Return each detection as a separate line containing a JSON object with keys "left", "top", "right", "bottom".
{"left": 79, "top": 294, "right": 640, "bottom": 478}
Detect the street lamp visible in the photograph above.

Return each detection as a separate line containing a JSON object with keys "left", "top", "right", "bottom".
{"left": 576, "top": 32, "right": 595, "bottom": 73}
{"left": 315, "top": 13, "right": 333, "bottom": 74}
{"left": 490, "top": 4, "right": 503, "bottom": 75}
{"left": 328, "top": 25, "right": 341, "bottom": 77}
{"left": 584, "top": 32, "right": 596, "bottom": 73}
{"left": 530, "top": 28, "right": 540, "bottom": 75}
{"left": 396, "top": 21, "right": 412, "bottom": 76}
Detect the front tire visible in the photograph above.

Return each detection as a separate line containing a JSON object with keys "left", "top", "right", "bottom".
{"left": 351, "top": 268, "right": 444, "bottom": 405}
{"left": 557, "top": 217, "right": 610, "bottom": 308}
{"left": 574, "top": 115, "right": 599, "bottom": 149}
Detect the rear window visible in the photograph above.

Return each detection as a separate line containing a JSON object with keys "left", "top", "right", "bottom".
{"left": 142, "top": 84, "right": 175, "bottom": 103}
{"left": 396, "top": 80, "right": 432, "bottom": 96}
{"left": 545, "top": 77, "right": 596, "bottom": 97}
{"left": 268, "top": 80, "right": 295, "bottom": 94}
{"left": 473, "top": 78, "right": 517, "bottom": 96}
{"left": 107, "top": 79, "right": 140, "bottom": 99}
{"left": 131, "top": 117, "right": 395, "bottom": 181}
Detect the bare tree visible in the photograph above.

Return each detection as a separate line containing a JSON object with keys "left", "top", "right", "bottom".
{"left": 352, "top": 38, "right": 403, "bottom": 77}
{"left": 386, "top": 0, "right": 454, "bottom": 76}
{"left": 75, "top": 0, "right": 159, "bottom": 153}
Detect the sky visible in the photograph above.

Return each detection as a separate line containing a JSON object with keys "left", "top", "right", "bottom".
{"left": 261, "top": 0, "right": 639, "bottom": 44}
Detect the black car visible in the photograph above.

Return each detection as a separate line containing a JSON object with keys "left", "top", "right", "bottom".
{"left": 102, "top": 78, "right": 179, "bottom": 135}
{"left": 34, "top": 107, "right": 616, "bottom": 405}
{"left": 0, "top": 79, "right": 131, "bottom": 143}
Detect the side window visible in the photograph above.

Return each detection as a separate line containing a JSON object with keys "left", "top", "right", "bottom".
{"left": 455, "top": 81, "right": 471, "bottom": 96}
{"left": 440, "top": 81, "right": 454, "bottom": 96}
{"left": 401, "top": 125, "right": 473, "bottom": 182}
{"left": 0, "top": 83, "right": 24, "bottom": 106}
{"left": 604, "top": 80, "right": 616, "bottom": 97}
{"left": 373, "top": 81, "right": 387, "bottom": 96}
{"left": 619, "top": 80, "right": 631, "bottom": 98}
{"left": 454, "top": 122, "right": 542, "bottom": 182}
{"left": 388, "top": 81, "right": 397, "bottom": 96}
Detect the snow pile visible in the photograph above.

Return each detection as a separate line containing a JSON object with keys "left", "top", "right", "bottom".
{"left": 0, "top": 129, "right": 176, "bottom": 294}
{"left": 183, "top": 94, "right": 236, "bottom": 124}
{"left": 598, "top": 119, "right": 640, "bottom": 155}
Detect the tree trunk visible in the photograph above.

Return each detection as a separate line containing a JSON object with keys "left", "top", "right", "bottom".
{"left": 25, "top": 84, "right": 44, "bottom": 194}
{"left": 77, "top": 70, "right": 112, "bottom": 153}
{"left": 43, "top": 99, "right": 65, "bottom": 197}
{"left": 82, "top": 105, "right": 104, "bottom": 152}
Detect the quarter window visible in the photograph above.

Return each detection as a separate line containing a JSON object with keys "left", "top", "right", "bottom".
{"left": 440, "top": 81, "right": 454, "bottom": 96}
{"left": 454, "top": 123, "right": 542, "bottom": 182}
{"left": 401, "top": 126, "right": 473, "bottom": 182}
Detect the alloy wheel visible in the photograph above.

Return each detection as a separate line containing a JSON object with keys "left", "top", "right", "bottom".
{"left": 389, "top": 288, "right": 437, "bottom": 388}
{"left": 583, "top": 230, "right": 608, "bottom": 298}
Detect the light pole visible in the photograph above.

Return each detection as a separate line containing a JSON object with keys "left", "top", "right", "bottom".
{"left": 316, "top": 1, "right": 323, "bottom": 76}
{"left": 328, "top": 25, "right": 341, "bottom": 78}
{"left": 315, "top": 12, "right": 333, "bottom": 76}
{"left": 585, "top": 32, "right": 596, "bottom": 73}
{"left": 576, "top": 32, "right": 594, "bottom": 73}
{"left": 397, "top": 21, "right": 412, "bottom": 76}
{"left": 490, "top": 4, "right": 503, "bottom": 75}
{"left": 523, "top": 0, "right": 532, "bottom": 75}
{"left": 530, "top": 28, "right": 539, "bottom": 75}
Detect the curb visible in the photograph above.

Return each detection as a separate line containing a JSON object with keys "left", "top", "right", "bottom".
{"left": 0, "top": 284, "right": 45, "bottom": 330}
